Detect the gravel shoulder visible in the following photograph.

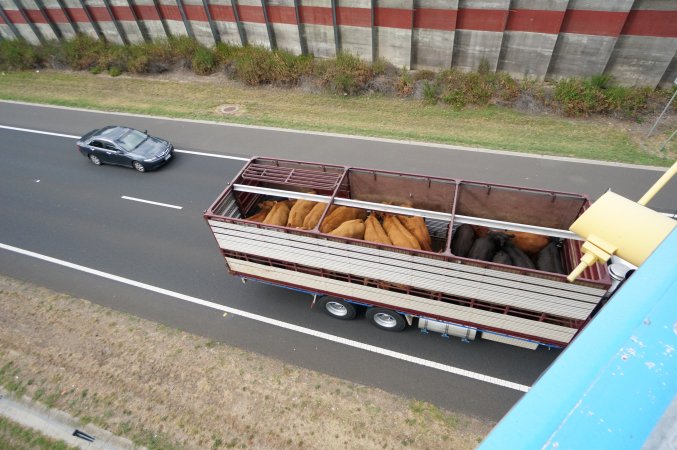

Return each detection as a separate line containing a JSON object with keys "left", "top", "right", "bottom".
{"left": 0, "top": 274, "right": 493, "bottom": 449}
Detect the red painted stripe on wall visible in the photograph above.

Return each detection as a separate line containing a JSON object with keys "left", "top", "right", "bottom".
{"left": 622, "top": 9, "right": 677, "bottom": 38}
{"left": 506, "top": 9, "right": 564, "bottom": 34}
{"left": 267, "top": 5, "right": 296, "bottom": 25}
{"left": 209, "top": 4, "right": 234, "bottom": 22}
{"left": 560, "top": 9, "right": 627, "bottom": 37}
{"left": 457, "top": 8, "right": 508, "bottom": 32}
{"left": 65, "top": 7, "right": 89, "bottom": 22}
{"left": 88, "top": 6, "right": 112, "bottom": 22}
{"left": 5, "top": 10, "right": 26, "bottom": 24}
{"left": 413, "top": 8, "right": 456, "bottom": 31}
{"left": 133, "top": 4, "right": 161, "bottom": 21}
{"left": 184, "top": 4, "right": 208, "bottom": 22}
{"left": 337, "top": 6, "right": 370, "bottom": 27}
{"left": 110, "top": 5, "right": 135, "bottom": 21}
{"left": 375, "top": 8, "right": 412, "bottom": 29}
{"left": 45, "top": 8, "right": 70, "bottom": 24}
{"left": 25, "top": 9, "right": 48, "bottom": 24}
{"left": 299, "top": 5, "right": 332, "bottom": 26}
{"left": 238, "top": 5, "right": 264, "bottom": 23}
{"left": 159, "top": 4, "right": 182, "bottom": 21}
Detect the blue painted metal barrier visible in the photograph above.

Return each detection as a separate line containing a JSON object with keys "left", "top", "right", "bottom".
{"left": 479, "top": 229, "right": 677, "bottom": 449}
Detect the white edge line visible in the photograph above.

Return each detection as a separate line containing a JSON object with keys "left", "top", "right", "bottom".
{"left": 121, "top": 196, "right": 183, "bottom": 210}
{"left": 0, "top": 100, "right": 668, "bottom": 172}
{"left": 0, "top": 124, "right": 78, "bottom": 139}
{"left": 0, "top": 241, "right": 529, "bottom": 393}
{"left": 0, "top": 124, "right": 247, "bottom": 161}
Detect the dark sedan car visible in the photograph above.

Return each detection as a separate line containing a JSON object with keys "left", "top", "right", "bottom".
{"left": 77, "top": 126, "right": 174, "bottom": 173}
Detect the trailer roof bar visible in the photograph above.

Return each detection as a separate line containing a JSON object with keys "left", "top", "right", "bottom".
{"left": 231, "top": 184, "right": 582, "bottom": 240}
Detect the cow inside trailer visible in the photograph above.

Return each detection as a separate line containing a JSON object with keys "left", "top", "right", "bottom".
{"left": 205, "top": 157, "right": 611, "bottom": 349}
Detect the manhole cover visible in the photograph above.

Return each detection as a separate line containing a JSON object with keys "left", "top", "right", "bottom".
{"left": 216, "top": 104, "right": 242, "bottom": 115}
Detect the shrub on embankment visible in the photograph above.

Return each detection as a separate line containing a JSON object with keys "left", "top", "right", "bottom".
{"left": 1, "top": 35, "right": 673, "bottom": 120}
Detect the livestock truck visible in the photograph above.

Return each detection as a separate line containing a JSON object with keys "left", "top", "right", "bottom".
{"left": 204, "top": 157, "right": 619, "bottom": 350}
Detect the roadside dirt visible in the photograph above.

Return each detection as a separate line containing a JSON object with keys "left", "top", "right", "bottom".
{"left": 0, "top": 275, "right": 493, "bottom": 449}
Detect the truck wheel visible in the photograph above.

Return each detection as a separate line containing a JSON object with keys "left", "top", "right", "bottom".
{"left": 318, "top": 297, "right": 356, "bottom": 320}
{"left": 366, "top": 308, "right": 406, "bottom": 332}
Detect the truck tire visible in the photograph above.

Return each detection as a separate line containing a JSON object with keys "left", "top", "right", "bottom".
{"left": 366, "top": 307, "right": 406, "bottom": 332}
{"left": 318, "top": 297, "right": 356, "bottom": 320}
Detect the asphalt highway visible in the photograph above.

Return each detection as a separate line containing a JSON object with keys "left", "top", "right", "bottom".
{"left": 1, "top": 101, "right": 675, "bottom": 422}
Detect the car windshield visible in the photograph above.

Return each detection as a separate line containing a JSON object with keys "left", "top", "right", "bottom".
{"left": 116, "top": 129, "right": 148, "bottom": 152}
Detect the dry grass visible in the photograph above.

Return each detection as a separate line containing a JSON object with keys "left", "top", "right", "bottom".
{"left": 0, "top": 70, "right": 674, "bottom": 166}
{"left": 0, "top": 275, "right": 492, "bottom": 449}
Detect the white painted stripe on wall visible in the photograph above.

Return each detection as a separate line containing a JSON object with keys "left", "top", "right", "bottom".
{"left": 0, "top": 241, "right": 530, "bottom": 393}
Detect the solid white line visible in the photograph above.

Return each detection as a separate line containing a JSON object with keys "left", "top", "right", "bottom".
{"left": 1, "top": 99, "right": 668, "bottom": 171}
{"left": 121, "top": 196, "right": 183, "bottom": 209}
{"left": 0, "top": 124, "right": 248, "bottom": 161}
{"left": 175, "top": 149, "right": 249, "bottom": 160}
{"left": 0, "top": 124, "right": 78, "bottom": 139}
{"left": 0, "top": 241, "right": 529, "bottom": 393}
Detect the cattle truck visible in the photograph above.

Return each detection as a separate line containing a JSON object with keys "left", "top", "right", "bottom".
{"left": 204, "top": 157, "right": 616, "bottom": 350}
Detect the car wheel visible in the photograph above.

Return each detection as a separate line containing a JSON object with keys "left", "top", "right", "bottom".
{"left": 366, "top": 307, "right": 406, "bottom": 331}
{"left": 89, "top": 154, "right": 101, "bottom": 166}
{"left": 133, "top": 161, "right": 146, "bottom": 173}
{"left": 317, "top": 297, "right": 357, "bottom": 320}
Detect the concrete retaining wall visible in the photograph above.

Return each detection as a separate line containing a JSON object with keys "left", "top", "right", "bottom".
{"left": 2, "top": 0, "right": 676, "bottom": 87}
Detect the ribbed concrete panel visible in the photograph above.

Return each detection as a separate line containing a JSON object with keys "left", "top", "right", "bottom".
{"left": 497, "top": 0, "right": 567, "bottom": 80}
{"left": 61, "top": 0, "right": 98, "bottom": 38}
{"left": 338, "top": 0, "right": 371, "bottom": 59}
{"left": 41, "top": 0, "right": 77, "bottom": 39}
{"left": 209, "top": 0, "right": 240, "bottom": 45}
{"left": 182, "top": 0, "right": 214, "bottom": 45}
{"left": 238, "top": 0, "right": 270, "bottom": 48}
{"left": 607, "top": 36, "right": 677, "bottom": 88}
{"left": 375, "top": 0, "right": 412, "bottom": 67}
{"left": 132, "top": 0, "right": 168, "bottom": 40}
{"left": 548, "top": 0, "right": 634, "bottom": 80}
{"left": 658, "top": 53, "right": 677, "bottom": 89}
{"left": 604, "top": 1, "right": 677, "bottom": 88}
{"left": 411, "top": 0, "right": 456, "bottom": 70}
{"left": 299, "top": 0, "right": 335, "bottom": 58}
{"left": 0, "top": 0, "right": 40, "bottom": 43}
{"left": 267, "top": 0, "right": 301, "bottom": 54}
{"left": 108, "top": 0, "right": 144, "bottom": 43}
{"left": 20, "top": 0, "right": 59, "bottom": 40}
{"left": 84, "top": 0, "right": 124, "bottom": 43}
{"left": 158, "top": 0, "right": 189, "bottom": 37}
{"left": 452, "top": 0, "right": 509, "bottom": 72}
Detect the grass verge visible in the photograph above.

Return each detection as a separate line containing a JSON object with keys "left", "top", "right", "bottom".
{"left": 0, "top": 70, "right": 674, "bottom": 166}
{"left": 0, "top": 416, "right": 78, "bottom": 450}
{"left": 0, "top": 274, "right": 492, "bottom": 449}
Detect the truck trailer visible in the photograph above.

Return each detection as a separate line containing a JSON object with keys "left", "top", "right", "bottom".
{"left": 204, "top": 157, "right": 616, "bottom": 350}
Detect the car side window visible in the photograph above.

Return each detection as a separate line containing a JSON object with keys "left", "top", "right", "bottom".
{"left": 103, "top": 142, "right": 118, "bottom": 151}
{"left": 89, "top": 140, "right": 103, "bottom": 148}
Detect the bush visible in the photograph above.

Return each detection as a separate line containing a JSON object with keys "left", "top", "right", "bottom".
{"left": 422, "top": 81, "right": 438, "bottom": 104}
{"left": 62, "top": 34, "right": 109, "bottom": 70}
{"left": 553, "top": 75, "right": 651, "bottom": 117}
{"left": 394, "top": 70, "right": 414, "bottom": 97}
{"left": 233, "top": 46, "right": 312, "bottom": 86}
{"left": 315, "top": 52, "right": 374, "bottom": 95}
{"left": 191, "top": 47, "right": 217, "bottom": 75}
{"left": 0, "top": 39, "right": 39, "bottom": 70}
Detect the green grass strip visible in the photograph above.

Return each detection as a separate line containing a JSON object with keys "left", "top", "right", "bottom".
{"left": 0, "top": 71, "right": 673, "bottom": 166}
